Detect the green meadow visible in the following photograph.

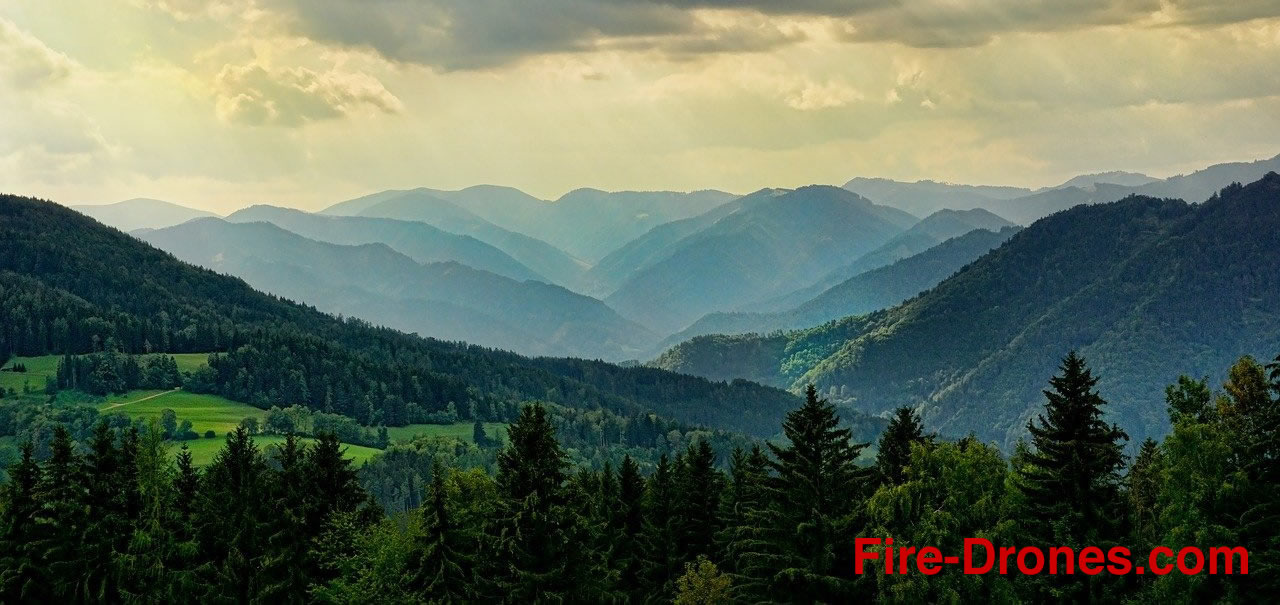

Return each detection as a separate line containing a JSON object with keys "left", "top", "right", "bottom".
{"left": 385, "top": 422, "right": 507, "bottom": 444}
{"left": 0, "top": 355, "right": 60, "bottom": 393}
{"left": 95, "top": 389, "right": 265, "bottom": 436}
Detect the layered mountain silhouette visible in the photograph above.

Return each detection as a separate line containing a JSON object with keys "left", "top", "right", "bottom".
{"left": 225, "top": 205, "right": 544, "bottom": 283}
{"left": 845, "top": 153, "right": 1280, "bottom": 224}
{"left": 655, "top": 174, "right": 1280, "bottom": 448}
{"left": 658, "top": 226, "right": 1021, "bottom": 352}
{"left": 604, "top": 186, "right": 917, "bottom": 334}
{"left": 746, "top": 208, "right": 1014, "bottom": 313}
{"left": 137, "top": 218, "right": 658, "bottom": 360}
{"left": 71, "top": 198, "right": 217, "bottom": 231}
{"left": 323, "top": 188, "right": 588, "bottom": 289}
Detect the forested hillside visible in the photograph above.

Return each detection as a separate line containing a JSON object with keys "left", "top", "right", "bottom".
{"left": 0, "top": 193, "right": 801, "bottom": 438}
{"left": 657, "top": 174, "right": 1280, "bottom": 447}
{"left": 659, "top": 226, "right": 1020, "bottom": 349}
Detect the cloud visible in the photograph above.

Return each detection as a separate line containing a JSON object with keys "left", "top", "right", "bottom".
{"left": 213, "top": 62, "right": 403, "bottom": 126}
{"left": 257, "top": 0, "right": 1280, "bottom": 69}
{"left": 0, "top": 18, "right": 74, "bottom": 89}
{"left": 834, "top": 0, "right": 1163, "bottom": 47}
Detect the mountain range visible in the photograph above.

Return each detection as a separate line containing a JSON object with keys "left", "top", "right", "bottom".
{"left": 845, "top": 153, "right": 1280, "bottom": 225}
{"left": 225, "top": 205, "right": 544, "bottom": 283}
{"left": 137, "top": 218, "right": 659, "bottom": 360}
{"left": 654, "top": 173, "right": 1280, "bottom": 448}
{"left": 1, "top": 193, "right": 800, "bottom": 437}
{"left": 604, "top": 186, "right": 918, "bottom": 334}
{"left": 71, "top": 198, "right": 217, "bottom": 231}
{"left": 657, "top": 226, "right": 1021, "bottom": 352}
{"left": 321, "top": 188, "right": 589, "bottom": 289}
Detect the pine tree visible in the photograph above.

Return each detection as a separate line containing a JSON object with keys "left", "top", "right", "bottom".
{"left": 407, "top": 469, "right": 474, "bottom": 603}
{"left": 31, "top": 425, "right": 86, "bottom": 601}
{"left": 259, "top": 435, "right": 311, "bottom": 604}
{"left": 614, "top": 455, "right": 647, "bottom": 601}
{"left": 491, "top": 403, "right": 596, "bottom": 602}
{"left": 0, "top": 440, "right": 44, "bottom": 601}
{"left": 1127, "top": 438, "right": 1164, "bottom": 552}
{"left": 672, "top": 440, "right": 723, "bottom": 566}
{"left": 876, "top": 406, "right": 929, "bottom": 486}
{"left": 764, "top": 384, "right": 872, "bottom": 602}
{"left": 78, "top": 422, "right": 125, "bottom": 602}
{"left": 1218, "top": 356, "right": 1280, "bottom": 598}
{"left": 195, "top": 427, "right": 270, "bottom": 602}
{"left": 639, "top": 454, "right": 680, "bottom": 602}
{"left": 716, "top": 445, "right": 772, "bottom": 602}
{"left": 1017, "top": 352, "right": 1128, "bottom": 602}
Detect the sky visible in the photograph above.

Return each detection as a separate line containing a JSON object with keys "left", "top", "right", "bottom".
{"left": 2, "top": 0, "right": 1279, "bottom": 213}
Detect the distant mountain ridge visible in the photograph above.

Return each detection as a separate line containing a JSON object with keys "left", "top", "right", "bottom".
{"left": 225, "top": 205, "right": 544, "bottom": 283}
{"left": 657, "top": 226, "right": 1021, "bottom": 352}
{"left": 330, "top": 189, "right": 589, "bottom": 289}
{"left": 844, "top": 153, "right": 1280, "bottom": 224}
{"left": 138, "top": 218, "right": 659, "bottom": 361}
{"left": 604, "top": 185, "right": 917, "bottom": 334}
{"left": 71, "top": 198, "right": 217, "bottom": 231}
{"left": 654, "top": 174, "right": 1280, "bottom": 448}
{"left": 745, "top": 207, "right": 1014, "bottom": 313}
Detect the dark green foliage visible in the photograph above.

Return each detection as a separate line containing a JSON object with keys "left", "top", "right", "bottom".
{"left": 876, "top": 406, "right": 930, "bottom": 486}
{"left": 406, "top": 470, "right": 474, "bottom": 602}
{"left": 761, "top": 385, "right": 873, "bottom": 601}
{"left": 0, "top": 352, "right": 1275, "bottom": 603}
{"left": 490, "top": 404, "right": 597, "bottom": 602}
{"left": 1015, "top": 352, "right": 1128, "bottom": 601}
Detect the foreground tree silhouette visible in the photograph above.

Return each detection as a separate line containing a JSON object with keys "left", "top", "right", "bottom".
{"left": 764, "top": 385, "right": 872, "bottom": 602}
{"left": 1016, "top": 352, "right": 1128, "bottom": 602}
{"left": 491, "top": 403, "right": 595, "bottom": 602}
{"left": 407, "top": 469, "right": 474, "bottom": 602}
{"left": 876, "top": 406, "right": 929, "bottom": 486}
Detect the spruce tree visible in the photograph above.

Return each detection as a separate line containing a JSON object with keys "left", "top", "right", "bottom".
{"left": 259, "top": 435, "right": 311, "bottom": 603}
{"left": 764, "top": 384, "right": 872, "bottom": 602}
{"left": 0, "top": 441, "right": 43, "bottom": 601}
{"left": 1017, "top": 352, "right": 1128, "bottom": 602}
{"left": 716, "top": 445, "right": 772, "bottom": 602}
{"left": 79, "top": 421, "right": 124, "bottom": 603}
{"left": 640, "top": 454, "right": 680, "bottom": 601}
{"left": 195, "top": 427, "right": 270, "bottom": 602}
{"left": 876, "top": 406, "right": 928, "bottom": 486}
{"left": 492, "top": 403, "right": 594, "bottom": 602}
{"left": 673, "top": 440, "right": 723, "bottom": 567}
{"left": 1126, "top": 438, "right": 1164, "bottom": 552}
{"left": 407, "top": 469, "right": 474, "bottom": 602}
{"left": 614, "top": 454, "right": 647, "bottom": 600}
{"left": 31, "top": 425, "right": 86, "bottom": 601}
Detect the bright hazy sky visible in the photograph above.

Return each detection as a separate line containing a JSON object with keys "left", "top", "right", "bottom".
{"left": 3, "top": 0, "right": 1279, "bottom": 212}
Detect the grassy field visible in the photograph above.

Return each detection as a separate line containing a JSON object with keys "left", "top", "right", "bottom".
{"left": 385, "top": 422, "right": 507, "bottom": 444}
{"left": 96, "top": 389, "right": 266, "bottom": 436}
{"left": 1, "top": 353, "right": 212, "bottom": 393}
{"left": 176, "top": 434, "right": 383, "bottom": 467}
{"left": 0, "top": 355, "right": 60, "bottom": 393}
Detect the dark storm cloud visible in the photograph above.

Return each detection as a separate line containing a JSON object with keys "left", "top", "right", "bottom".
{"left": 263, "top": 0, "right": 1278, "bottom": 69}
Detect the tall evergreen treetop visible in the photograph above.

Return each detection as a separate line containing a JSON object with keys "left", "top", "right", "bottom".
{"left": 1021, "top": 351, "right": 1129, "bottom": 544}
{"left": 876, "top": 406, "right": 930, "bottom": 486}
{"left": 764, "top": 384, "right": 872, "bottom": 601}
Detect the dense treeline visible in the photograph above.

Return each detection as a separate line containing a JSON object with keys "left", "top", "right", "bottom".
{"left": 2, "top": 351, "right": 1275, "bottom": 602}
{"left": 0, "top": 193, "right": 801, "bottom": 436}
